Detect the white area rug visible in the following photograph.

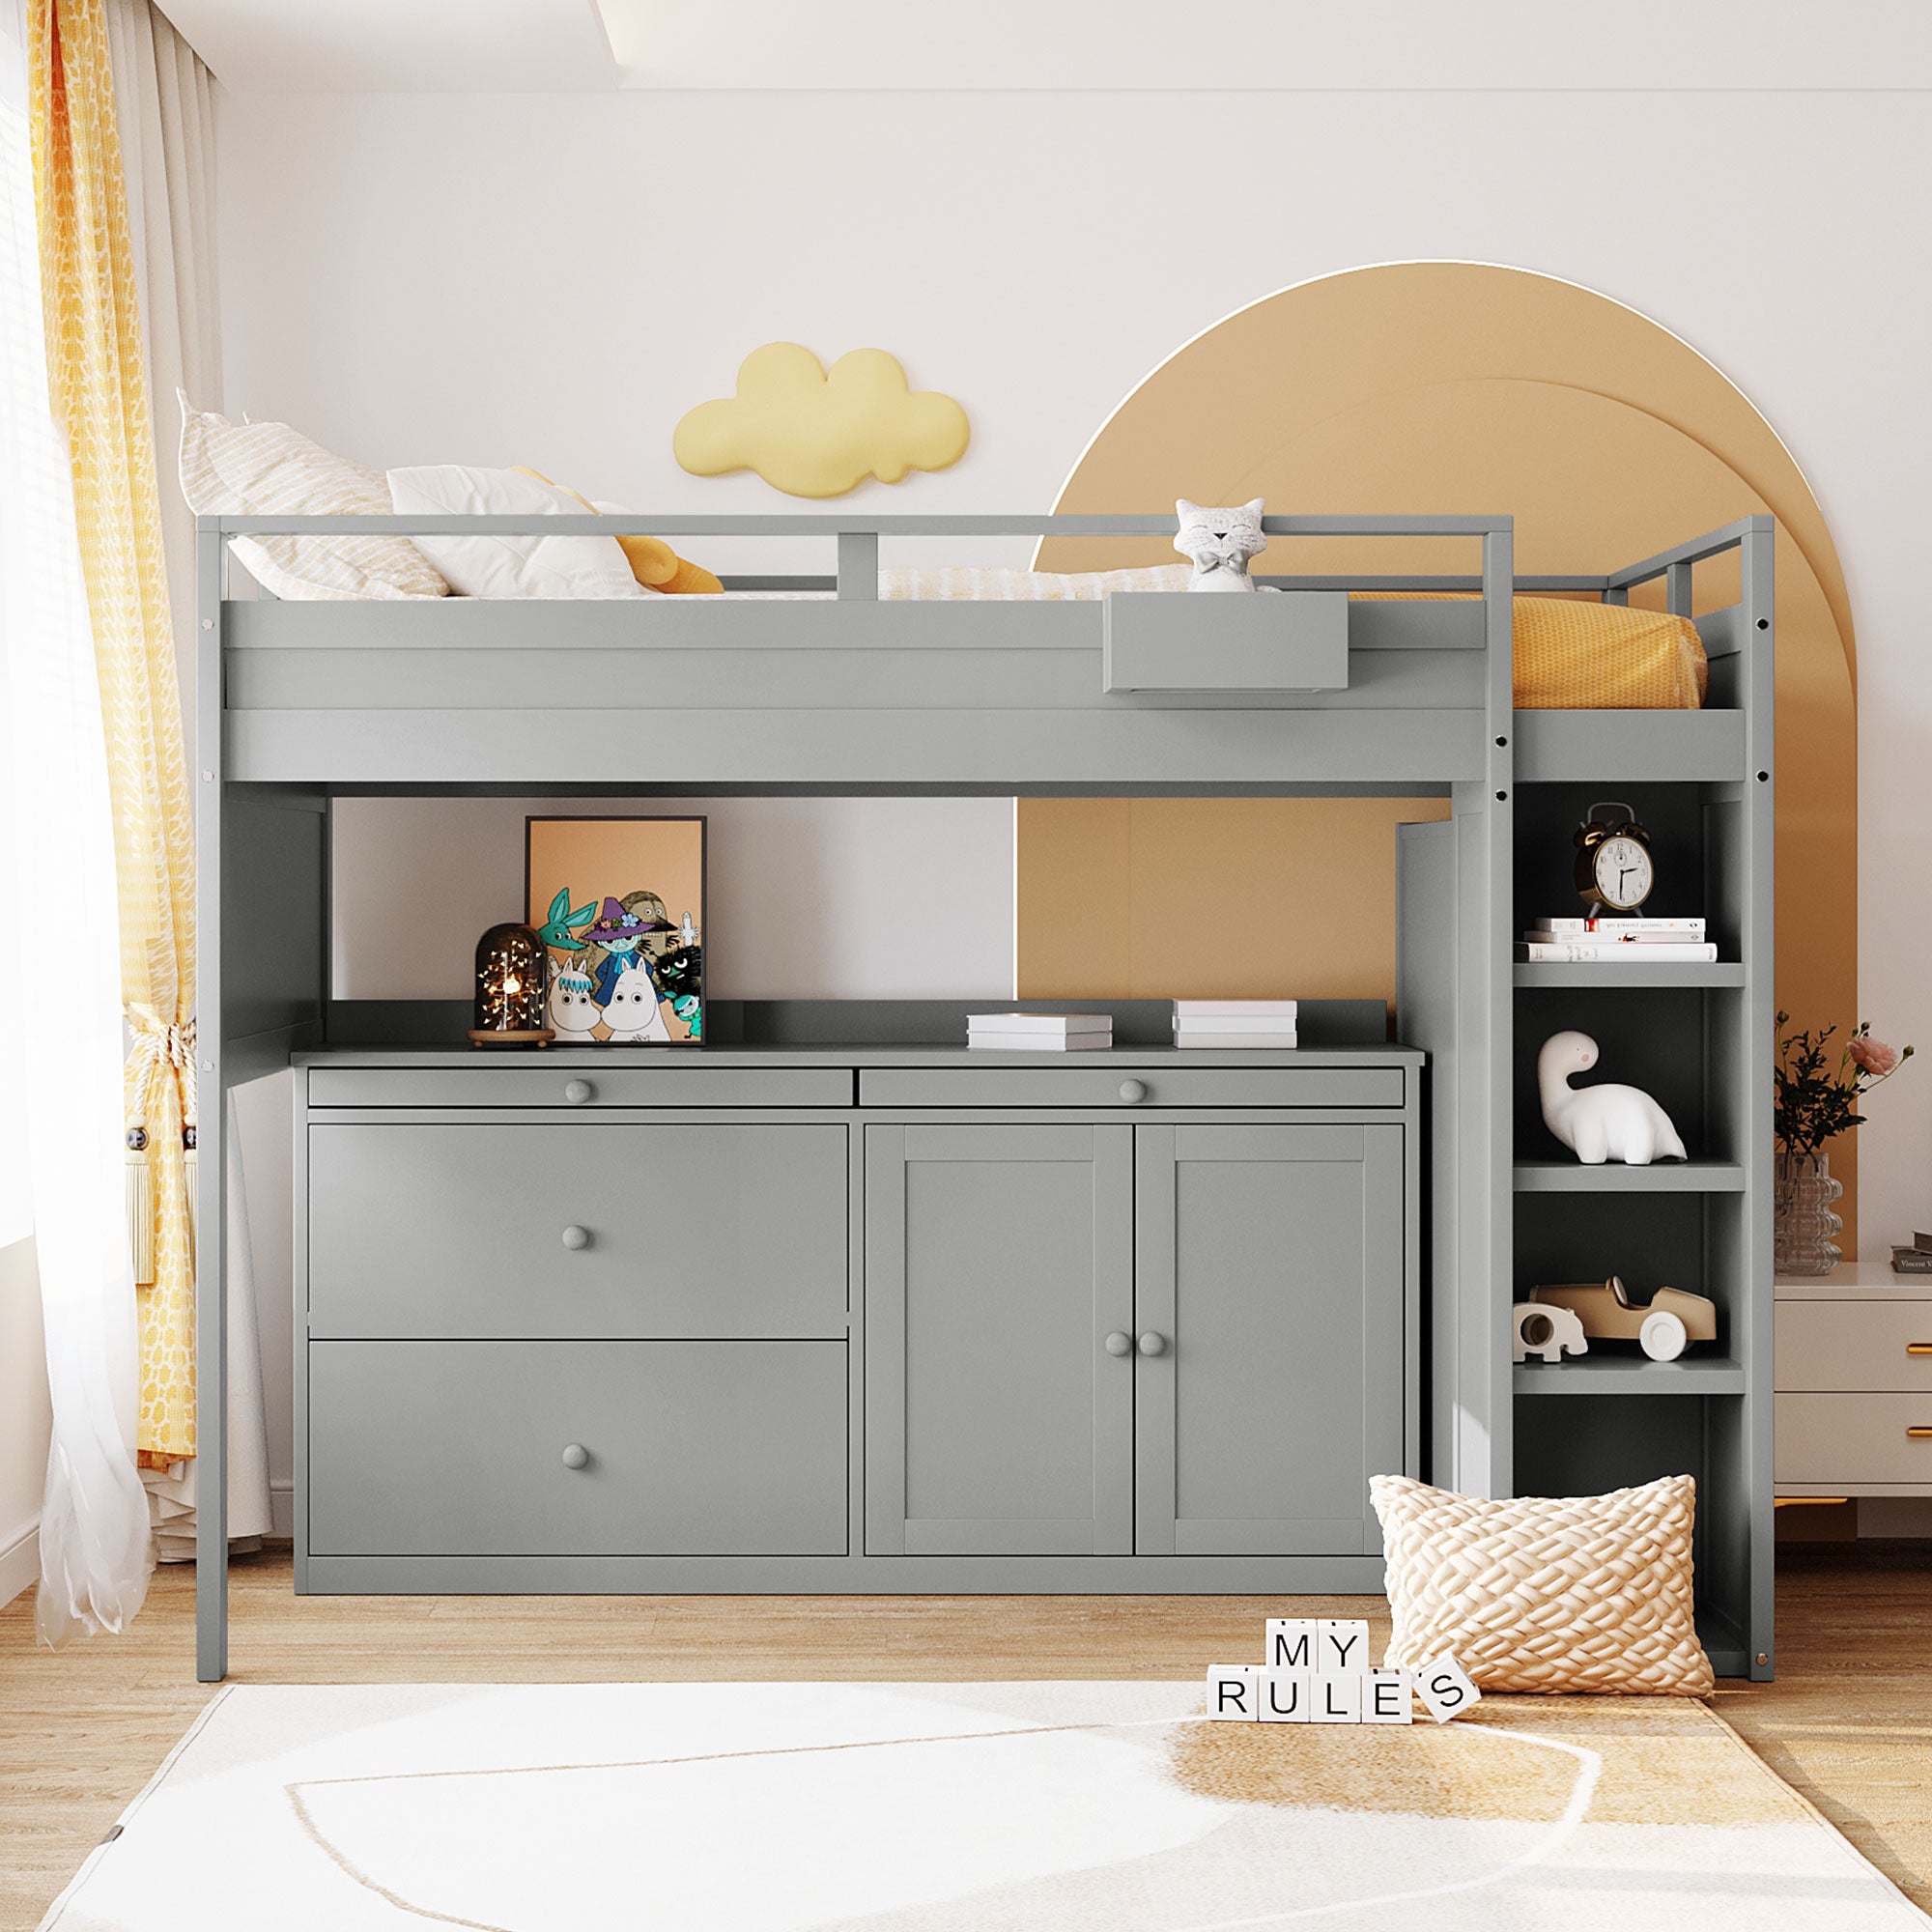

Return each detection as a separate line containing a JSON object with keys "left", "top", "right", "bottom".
{"left": 40, "top": 1681, "right": 1928, "bottom": 1931}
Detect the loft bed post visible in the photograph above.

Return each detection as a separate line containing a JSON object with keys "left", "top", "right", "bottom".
{"left": 1458, "top": 524, "right": 1516, "bottom": 1499}
{"left": 1479, "top": 525, "right": 1516, "bottom": 1499}
{"left": 1737, "top": 518, "right": 1776, "bottom": 1674}
{"left": 194, "top": 519, "right": 229, "bottom": 1683}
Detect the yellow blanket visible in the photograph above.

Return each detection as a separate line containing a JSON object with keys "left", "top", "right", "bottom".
{"left": 877, "top": 569, "right": 1708, "bottom": 710}
{"left": 1360, "top": 590, "right": 1708, "bottom": 710}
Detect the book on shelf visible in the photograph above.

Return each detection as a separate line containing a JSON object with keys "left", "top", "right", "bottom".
{"left": 1175, "top": 1031, "right": 1298, "bottom": 1050}
{"left": 1891, "top": 1245, "right": 1932, "bottom": 1275}
{"left": 1173, "top": 999, "right": 1298, "bottom": 1017}
{"left": 1524, "top": 917, "right": 1707, "bottom": 940}
{"left": 1172, "top": 1013, "right": 1300, "bottom": 1035}
{"left": 967, "top": 1030, "right": 1113, "bottom": 1052}
{"left": 1517, "top": 940, "right": 1719, "bottom": 964}
{"left": 965, "top": 1012, "right": 1111, "bottom": 1035}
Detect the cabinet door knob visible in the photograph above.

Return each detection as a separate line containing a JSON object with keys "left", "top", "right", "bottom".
{"left": 1118, "top": 1079, "right": 1148, "bottom": 1104}
{"left": 560, "top": 1443, "right": 590, "bottom": 1470}
{"left": 560, "top": 1225, "right": 590, "bottom": 1252}
{"left": 1137, "top": 1330, "right": 1168, "bottom": 1357}
{"left": 563, "top": 1078, "right": 594, "bottom": 1105}
{"left": 1103, "top": 1330, "right": 1133, "bottom": 1357}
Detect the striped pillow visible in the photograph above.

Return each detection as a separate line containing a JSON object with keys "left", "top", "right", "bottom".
{"left": 177, "top": 394, "right": 446, "bottom": 601}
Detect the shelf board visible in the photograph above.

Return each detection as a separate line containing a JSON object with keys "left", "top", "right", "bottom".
{"left": 1513, "top": 1160, "right": 1746, "bottom": 1193}
{"left": 1514, "top": 962, "right": 1745, "bottom": 989}
{"left": 1514, "top": 1354, "right": 1747, "bottom": 1396}
{"left": 1513, "top": 709, "right": 1746, "bottom": 783}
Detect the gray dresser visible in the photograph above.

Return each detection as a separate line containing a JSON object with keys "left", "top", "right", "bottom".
{"left": 294, "top": 1043, "right": 1421, "bottom": 1594}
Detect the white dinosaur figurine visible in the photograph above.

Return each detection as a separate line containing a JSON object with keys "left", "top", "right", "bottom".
{"left": 1537, "top": 1030, "right": 1687, "bottom": 1166}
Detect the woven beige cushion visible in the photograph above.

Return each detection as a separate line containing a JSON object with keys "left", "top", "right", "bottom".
{"left": 178, "top": 394, "right": 446, "bottom": 601}
{"left": 1372, "top": 1472, "right": 1714, "bottom": 1696}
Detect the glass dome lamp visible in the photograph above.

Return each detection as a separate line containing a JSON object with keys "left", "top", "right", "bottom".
{"left": 469, "top": 923, "right": 554, "bottom": 1046}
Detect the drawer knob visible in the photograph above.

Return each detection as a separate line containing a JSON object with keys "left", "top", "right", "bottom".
{"left": 1909, "top": 1344, "right": 1932, "bottom": 1355}
{"left": 563, "top": 1078, "right": 595, "bottom": 1106}
{"left": 1103, "top": 1330, "right": 1133, "bottom": 1357}
{"left": 1138, "top": 1330, "right": 1169, "bottom": 1357}
{"left": 561, "top": 1443, "right": 590, "bottom": 1470}
{"left": 1119, "top": 1079, "right": 1148, "bottom": 1104}
{"left": 1909, "top": 1428, "right": 1932, "bottom": 1441}
{"left": 560, "top": 1225, "right": 590, "bottom": 1252}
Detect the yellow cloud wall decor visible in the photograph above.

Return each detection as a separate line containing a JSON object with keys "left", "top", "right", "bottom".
{"left": 673, "top": 343, "right": 970, "bottom": 497}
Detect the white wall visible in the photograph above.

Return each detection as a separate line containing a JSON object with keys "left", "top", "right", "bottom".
{"left": 331, "top": 795, "right": 1014, "bottom": 1001}
{"left": 0, "top": 1240, "right": 51, "bottom": 1605}
{"left": 211, "top": 84, "right": 1932, "bottom": 1496}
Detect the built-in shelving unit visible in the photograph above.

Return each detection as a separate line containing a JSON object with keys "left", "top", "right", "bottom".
{"left": 1513, "top": 1356, "right": 1748, "bottom": 1397}
{"left": 1504, "top": 521, "right": 1775, "bottom": 1683}
{"left": 1512, "top": 963, "right": 1746, "bottom": 990}
{"left": 1512, "top": 1161, "right": 1747, "bottom": 1193}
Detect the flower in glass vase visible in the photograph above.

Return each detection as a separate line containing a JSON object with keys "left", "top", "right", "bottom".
{"left": 1774, "top": 1014, "right": 1914, "bottom": 1274}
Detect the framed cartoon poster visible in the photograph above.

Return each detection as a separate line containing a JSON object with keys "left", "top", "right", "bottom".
{"left": 525, "top": 816, "right": 706, "bottom": 1046}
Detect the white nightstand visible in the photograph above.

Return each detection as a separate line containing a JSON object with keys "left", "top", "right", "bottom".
{"left": 1776, "top": 1263, "right": 1932, "bottom": 1496}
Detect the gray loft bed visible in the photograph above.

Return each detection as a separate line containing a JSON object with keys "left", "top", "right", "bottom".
{"left": 191, "top": 510, "right": 1775, "bottom": 1685}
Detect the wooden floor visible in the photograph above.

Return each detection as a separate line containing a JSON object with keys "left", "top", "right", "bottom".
{"left": 5, "top": 1542, "right": 1929, "bottom": 1927}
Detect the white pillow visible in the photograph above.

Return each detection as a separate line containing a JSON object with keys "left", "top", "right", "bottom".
{"left": 386, "top": 466, "right": 648, "bottom": 599}
{"left": 177, "top": 395, "right": 447, "bottom": 601}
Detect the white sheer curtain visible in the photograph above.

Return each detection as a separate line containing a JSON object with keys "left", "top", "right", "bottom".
{"left": 0, "top": 1, "right": 154, "bottom": 1641}
{"left": 103, "top": 0, "right": 272, "bottom": 1563}
{"left": 105, "top": 0, "right": 220, "bottom": 692}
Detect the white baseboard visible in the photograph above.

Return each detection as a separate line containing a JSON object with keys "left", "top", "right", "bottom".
{"left": 270, "top": 1478, "right": 294, "bottom": 1543}
{"left": 0, "top": 1522, "right": 38, "bottom": 1610}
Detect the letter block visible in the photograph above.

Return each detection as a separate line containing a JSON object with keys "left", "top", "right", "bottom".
{"left": 1264, "top": 1617, "right": 1317, "bottom": 1673}
{"left": 1316, "top": 1617, "right": 1371, "bottom": 1674}
{"left": 1363, "top": 1666, "right": 1413, "bottom": 1724}
{"left": 1313, "top": 1672, "right": 1364, "bottom": 1723}
{"left": 1206, "top": 1663, "right": 1261, "bottom": 1720}
{"left": 1413, "top": 1654, "right": 1482, "bottom": 1724}
{"left": 1258, "top": 1672, "right": 1311, "bottom": 1723}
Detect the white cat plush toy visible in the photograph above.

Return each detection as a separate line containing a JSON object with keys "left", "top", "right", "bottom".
{"left": 1175, "top": 497, "right": 1267, "bottom": 591}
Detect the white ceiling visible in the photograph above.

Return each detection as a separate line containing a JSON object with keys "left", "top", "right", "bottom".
{"left": 162, "top": 0, "right": 1932, "bottom": 94}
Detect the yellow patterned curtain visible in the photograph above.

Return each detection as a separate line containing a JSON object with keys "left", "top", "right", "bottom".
{"left": 28, "top": 0, "right": 196, "bottom": 1468}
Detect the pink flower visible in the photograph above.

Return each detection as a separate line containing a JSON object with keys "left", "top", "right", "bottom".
{"left": 1851, "top": 1037, "right": 1900, "bottom": 1076}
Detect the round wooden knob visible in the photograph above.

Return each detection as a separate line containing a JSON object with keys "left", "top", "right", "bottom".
{"left": 1137, "top": 1331, "right": 1168, "bottom": 1357}
{"left": 1103, "top": 1331, "right": 1133, "bottom": 1357}
{"left": 563, "top": 1079, "right": 594, "bottom": 1105}
{"left": 560, "top": 1225, "right": 590, "bottom": 1252}
{"left": 560, "top": 1443, "right": 589, "bottom": 1470}
{"left": 1119, "top": 1079, "right": 1148, "bottom": 1103}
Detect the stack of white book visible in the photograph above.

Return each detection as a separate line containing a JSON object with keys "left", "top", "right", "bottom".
{"left": 966, "top": 1012, "right": 1113, "bottom": 1052}
{"left": 1173, "top": 1000, "right": 1297, "bottom": 1049}
{"left": 1517, "top": 916, "right": 1717, "bottom": 964}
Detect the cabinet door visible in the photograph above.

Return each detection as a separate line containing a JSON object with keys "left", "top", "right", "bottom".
{"left": 866, "top": 1124, "right": 1134, "bottom": 1556}
{"left": 1135, "top": 1124, "right": 1406, "bottom": 1557}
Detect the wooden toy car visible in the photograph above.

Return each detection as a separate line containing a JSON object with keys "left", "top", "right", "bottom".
{"left": 1529, "top": 1276, "right": 1717, "bottom": 1362}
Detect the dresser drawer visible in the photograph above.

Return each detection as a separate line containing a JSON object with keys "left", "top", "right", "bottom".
{"left": 308, "top": 1123, "right": 847, "bottom": 1339}
{"left": 307, "top": 1341, "right": 847, "bottom": 1556}
{"left": 1776, "top": 1299, "right": 1932, "bottom": 1393}
{"left": 857, "top": 1065, "right": 1404, "bottom": 1111}
{"left": 1776, "top": 1393, "right": 1932, "bottom": 1487}
{"left": 306, "top": 1065, "right": 853, "bottom": 1109}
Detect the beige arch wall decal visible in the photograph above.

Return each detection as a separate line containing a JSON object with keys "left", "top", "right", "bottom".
{"left": 1020, "top": 261, "right": 1858, "bottom": 1236}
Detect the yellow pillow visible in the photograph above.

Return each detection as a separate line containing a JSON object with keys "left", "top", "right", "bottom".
{"left": 1371, "top": 1472, "right": 1714, "bottom": 1695}
{"left": 511, "top": 469, "right": 722, "bottom": 595}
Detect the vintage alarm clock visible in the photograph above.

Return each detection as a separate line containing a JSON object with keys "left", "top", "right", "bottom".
{"left": 1573, "top": 801, "right": 1655, "bottom": 913}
